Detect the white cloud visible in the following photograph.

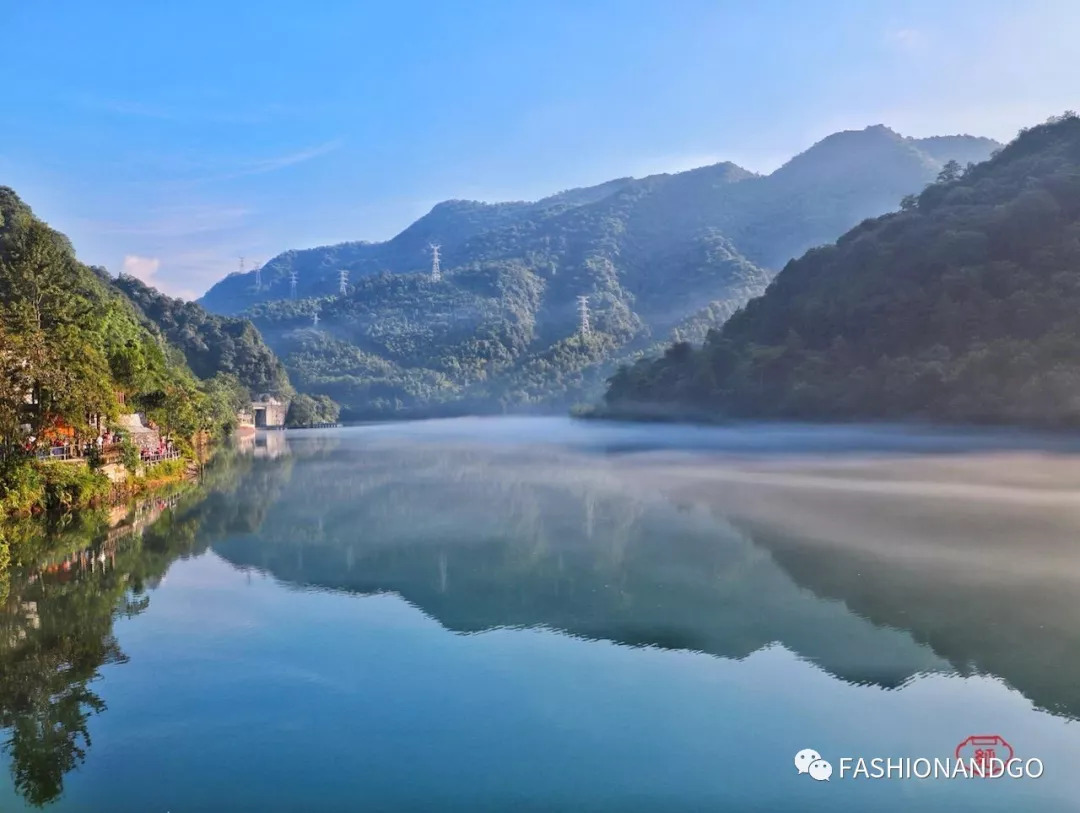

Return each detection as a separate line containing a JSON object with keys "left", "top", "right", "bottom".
{"left": 121, "top": 254, "right": 160, "bottom": 283}
{"left": 120, "top": 254, "right": 196, "bottom": 300}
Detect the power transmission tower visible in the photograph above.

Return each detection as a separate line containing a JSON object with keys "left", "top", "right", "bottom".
{"left": 289, "top": 270, "right": 298, "bottom": 299}
{"left": 429, "top": 243, "right": 442, "bottom": 282}
{"left": 577, "top": 295, "right": 591, "bottom": 337}
{"left": 312, "top": 306, "right": 320, "bottom": 327}
{"left": 338, "top": 269, "right": 348, "bottom": 295}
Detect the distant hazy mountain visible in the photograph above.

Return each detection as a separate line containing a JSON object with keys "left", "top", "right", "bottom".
{"left": 605, "top": 114, "right": 1080, "bottom": 426}
{"left": 199, "top": 126, "right": 999, "bottom": 418}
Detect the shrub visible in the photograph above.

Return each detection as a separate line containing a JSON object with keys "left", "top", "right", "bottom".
{"left": 0, "top": 460, "right": 45, "bottom": 515}
{"left": 120, "top": 441, "right": 141, "bottom": 473}
{"left": 41, "top": 464, "right": 111, "bottom": 512}
{"left": 146, "top": 458, "right": 185, "bottom": 480}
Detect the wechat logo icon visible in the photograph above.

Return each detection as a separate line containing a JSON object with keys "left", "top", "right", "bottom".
{"left": 794, "top": 748, "right": 833, "bottom": 781}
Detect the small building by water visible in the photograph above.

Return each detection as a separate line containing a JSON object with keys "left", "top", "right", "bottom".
{"left": 250, "top": 395, "right": 289, "bottom": 429}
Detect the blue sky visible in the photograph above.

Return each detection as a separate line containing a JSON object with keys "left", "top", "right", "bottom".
{"left": 2, "top": 0, "right": 1078, "bottom": 298}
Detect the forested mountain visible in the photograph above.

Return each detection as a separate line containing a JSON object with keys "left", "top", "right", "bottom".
{"left": 111, "top": 275, "right": 291, "bottom": 398}
{"left": 604, "top": 113, "right": 1080, "bottom": 426}
{"left": 0, "top": 188, "right": 249, "bottom": 465}
{"left": 199, "top": 126, "right": 998, "bottom": 418}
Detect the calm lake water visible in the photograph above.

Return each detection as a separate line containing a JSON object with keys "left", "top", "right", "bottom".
{"left": 2, "top": 417, "right": 1079, "bottom": 812}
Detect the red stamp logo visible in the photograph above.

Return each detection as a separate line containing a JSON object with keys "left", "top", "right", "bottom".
{"left": 955, "top": 735, "right": 1014, "bottom": 777}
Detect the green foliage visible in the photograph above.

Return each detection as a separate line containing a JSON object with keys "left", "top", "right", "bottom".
{"left": 0, "top": 459, "right": 44, "bottom": 515}
{"left": 198, "top": 128, "right": 997, "bottom": 419}
{"left": 112, "top": 274, "right": 291, "bottom": 398}
{"left": 0, "top": 195, "right": 121, "bottom": 444}
{"left": 0, "top": 459, "right": 109, "bottom": 514}
{"left": 144, "top": 458, "right": 185, "bottom": 480}
{"left": 0, "top": 189, "right": 249, "bottom": 476}
{"left": 603, "top": 113, "right": 1080, "bottom": 427}
{"left": 119, "top": 440, "right": 140, "bottom": 473}
{"left": 39, "top": 464, "right": 110, "bottom": 512}
{"left": 199, "top": 373, "right": 250, "bottom": 436}
{"left": 285, "top": 393, "right": 340, "bottom": 426}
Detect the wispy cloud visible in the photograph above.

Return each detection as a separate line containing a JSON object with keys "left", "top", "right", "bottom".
{"left": 73, "top": 95, "right": 311, "bottom": 126}
{"left": 188, "top": 139, "right": 345, "bottom": 184}
{"left": 240, "top": 140, "right": 345, "bottom": 175}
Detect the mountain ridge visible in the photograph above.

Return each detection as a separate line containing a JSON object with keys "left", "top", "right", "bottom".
{"left": 202, "top": 125, "right": 994, "bottom": 311}
{"left": 603, "top": 113, "right": 1080, "bottom": 426}
{"left": 196, "top": 125, "right": 1000, "bottom": 418}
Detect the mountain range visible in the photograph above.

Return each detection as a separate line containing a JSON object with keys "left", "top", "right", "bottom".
{"left": 604, "top": 113, "right": 1080, "bottom": 426}
{"left": 197, "top": 125, "right": 999, "bottom": 419}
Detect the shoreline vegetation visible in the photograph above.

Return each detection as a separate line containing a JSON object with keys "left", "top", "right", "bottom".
{"left": 0, "top": 187, "right": 279, "bottom": 537}
{"left": 0, "top": 437, "right": 237, "bottom": 586}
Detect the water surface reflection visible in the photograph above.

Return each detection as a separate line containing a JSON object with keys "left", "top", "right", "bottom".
{"left": 1, "top": 420, "right": 1078, "bottom": 811}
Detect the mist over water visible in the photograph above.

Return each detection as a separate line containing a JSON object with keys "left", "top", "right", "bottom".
{"left": 2, "top": 418, "right": 1079, "bottom": 812}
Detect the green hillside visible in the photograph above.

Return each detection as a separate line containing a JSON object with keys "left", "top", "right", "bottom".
{"left": 199, "top": 126, "right": 998, "bottom": 418}
{"left": 112, "top": 275, "right": 291, "bottom": 398}
{"left": 0, "top": 187, "right": 252, "bottom": 511}
{"left": 603, "top": 113, "right": 1080, "bottom": 426}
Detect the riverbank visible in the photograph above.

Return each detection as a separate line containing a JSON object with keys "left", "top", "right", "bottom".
{"left": 0, "top": 453, "right": 196, "bottom": 518}
{"left": 0, "top": 453, "right": 205, "bottom": 593}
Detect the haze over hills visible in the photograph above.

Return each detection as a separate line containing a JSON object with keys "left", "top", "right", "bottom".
{"left": 198, "top": 126, "right": 999, "bottom": 418}
{"left": 605, "top": 113, "right": 1080, "bottom": 426}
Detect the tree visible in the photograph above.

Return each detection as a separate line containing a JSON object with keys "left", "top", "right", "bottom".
{"left": 602, "top": 114, "right": 1080, "bottom": 427}
{"left": 285, "top": 393, "right": 340, "bottom": 426}
{"left": 936, "top": 159, "right": 962, "bottom": 184}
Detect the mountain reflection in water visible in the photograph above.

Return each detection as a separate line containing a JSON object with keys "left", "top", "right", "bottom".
{"left": 1, "top": 418, "right": 1079, "bottom": 811}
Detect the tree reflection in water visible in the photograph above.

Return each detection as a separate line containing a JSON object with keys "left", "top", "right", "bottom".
{"left": 0, "top": 447, "right": 280, "bottom": 807}
{"left": 4, "top": 429, "right": 1080, "bottom": 806}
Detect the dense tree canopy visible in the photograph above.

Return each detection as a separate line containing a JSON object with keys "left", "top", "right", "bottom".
{"left": 112, "top": 275, "right": 291, "bottom": 398}
{"left": 285, "top": 393, "right": 340, "bottom": 427}
{"left": 200, "top": 128, "right": 995, "bottom": 418}
{"left": 604, "top": 113, "right": 1080, "bottom": 427}
{"left": 0, "top": 188, "right": 249, "bottom": 454}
